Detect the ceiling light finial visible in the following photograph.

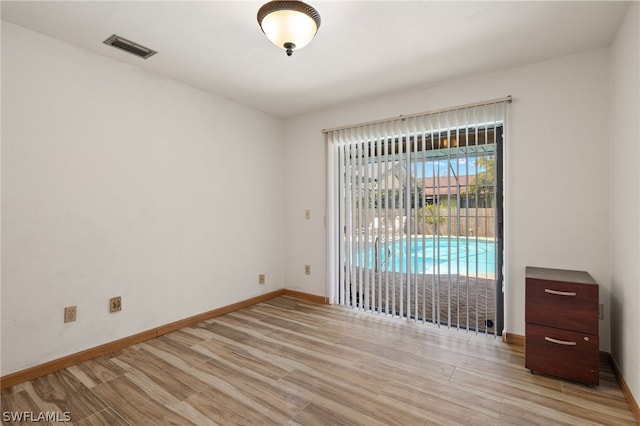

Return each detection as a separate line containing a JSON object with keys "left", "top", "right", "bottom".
{"left": 257, "top": 1, "right": 321, "bottom": 57}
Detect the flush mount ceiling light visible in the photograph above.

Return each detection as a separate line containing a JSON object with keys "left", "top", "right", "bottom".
{"left": 257, "top": 1, "right": 321, "bottom": 57}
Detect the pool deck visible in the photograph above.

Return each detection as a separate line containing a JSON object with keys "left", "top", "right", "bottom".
{"left": 346, "top": 267, "right": 498, "bottom": 333}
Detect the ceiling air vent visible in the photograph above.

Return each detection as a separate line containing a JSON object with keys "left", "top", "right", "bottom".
{"left": 103, "top": 34, "right": 157, "bottom": 59}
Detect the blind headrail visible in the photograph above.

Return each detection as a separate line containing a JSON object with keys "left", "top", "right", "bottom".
{"left": 322, "top": 95, "right": 512, "bottom": 134}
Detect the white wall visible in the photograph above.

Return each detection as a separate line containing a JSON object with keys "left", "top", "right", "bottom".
{"left": 1, "top": 22, "right": 285, "bottom": 375}
{"left": 610, "top": 2, "right": 640, "bottom": 406}
{"left": 284, "top": 48, "right": 612, "bottom": 350}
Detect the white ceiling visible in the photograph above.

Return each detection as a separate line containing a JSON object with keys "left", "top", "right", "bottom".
{"left": 1, "top": 1, "right": 630, "bottom": 118}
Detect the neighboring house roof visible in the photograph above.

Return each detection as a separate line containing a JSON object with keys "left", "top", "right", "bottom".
{"left": 418, "top": 176, "right": 471, "bottom": 197}
{"left": 357, "top": 161, "right": 489, "bottom": 197}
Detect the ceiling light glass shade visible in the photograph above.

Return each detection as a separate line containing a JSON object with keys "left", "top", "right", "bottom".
{"left": 258, "top": 1, "right": 321, "bottom": 56}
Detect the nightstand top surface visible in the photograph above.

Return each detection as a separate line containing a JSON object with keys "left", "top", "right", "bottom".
{"left": 525, "top": 266, "right": 597, "bottom": 285}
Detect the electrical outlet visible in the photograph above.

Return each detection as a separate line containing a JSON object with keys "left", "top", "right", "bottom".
{"left": 305, "top": 265, "right": 311, "bottom": 275}
{"left": 64, "top": 306, "right": 77, "bottom": 323}
{"left": 110, "top": 296, "right": 122, "bottom": 313}
{"left": 305, "top": 209, "right": 311, "bottom": 220}
{"left": 599, "top": 303, "right": 604, "bottom": 320}
{"left": 259, "top": 274, "right": 266, "bottom": 285}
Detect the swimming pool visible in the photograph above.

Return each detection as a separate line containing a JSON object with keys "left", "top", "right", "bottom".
{"left": 361, "top": 237, "right": 496, "bottom": 276}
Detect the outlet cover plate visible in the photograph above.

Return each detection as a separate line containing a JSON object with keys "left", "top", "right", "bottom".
{"left": 110, "top": 296, "right": 122, "bottom": 313}
{"left": 599, "top": 303, "right": 604, "bottom": 320}
{"left": 64, "top": 306, "right": 77, "bottom": 323}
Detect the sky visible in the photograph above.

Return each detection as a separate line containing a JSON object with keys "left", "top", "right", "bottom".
{"left": 357, "top": 154, "right": 493, "bottom": 181}
{"left": 411, "top": 157, "right": 479, "bottom": 178}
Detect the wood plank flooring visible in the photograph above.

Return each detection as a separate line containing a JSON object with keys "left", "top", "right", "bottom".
{"left": 1, "top": 296, "right": 637, "bottom": 425}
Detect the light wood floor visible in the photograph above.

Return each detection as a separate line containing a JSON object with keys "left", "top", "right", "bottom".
{"left": 1, "top": 296, "right": 637, "bottom": 425}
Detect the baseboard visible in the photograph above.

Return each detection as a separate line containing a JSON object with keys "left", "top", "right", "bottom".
{"left": 0, "top": 328, "right": 158, "bottom": 390}
{"left": 155, "top": 289, "right": 286, "bottom": 336}
{"left": 1, "top": 289, "right": 289, "bottom": 389}
{"left": 598, "top": 351, "right": 610, "bottom": 364}
{"left": 501, "top": 332, "right": 525, "bottom": 346}
{"left": 607, "top": 353, "right": 640, "bottom": 423}
{"left": 282, "top": 289, "right": 329, "bottom": 304}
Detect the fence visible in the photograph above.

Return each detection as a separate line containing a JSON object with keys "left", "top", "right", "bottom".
{"left": 358, "top": 208, "right": 496, "bottom": 238}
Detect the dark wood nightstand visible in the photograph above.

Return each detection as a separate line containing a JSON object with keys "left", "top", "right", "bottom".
{"left": 525, "top": 266, "right": 599, "bottom": 386}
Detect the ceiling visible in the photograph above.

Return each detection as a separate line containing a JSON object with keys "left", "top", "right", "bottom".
{"left": 1, "top": 1, "right": 630, "bottom": 118}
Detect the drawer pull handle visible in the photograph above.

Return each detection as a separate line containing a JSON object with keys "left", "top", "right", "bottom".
{"left": 545, "top": 336, "right": 577, "bottom": 346}
{"left": 544, "top": 289, "right": 577, "bottom": 296}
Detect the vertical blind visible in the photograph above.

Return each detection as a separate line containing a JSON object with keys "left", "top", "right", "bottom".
{"left": 326, "top": 97, "right": 510, "bottom": 334}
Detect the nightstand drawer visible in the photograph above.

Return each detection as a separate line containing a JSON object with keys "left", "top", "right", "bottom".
{"left": 526, "top": 278, "right": 598, "bottom": 334}
{"left": 525, "top": 323, "right": 599, "bottom": 385}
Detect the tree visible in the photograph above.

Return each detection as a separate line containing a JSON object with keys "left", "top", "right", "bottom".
{"left": 464, "top": 155, "right": 495, "bottom": 207}
{"left": 408, "top": 204, "right": 448, "bottom": 235}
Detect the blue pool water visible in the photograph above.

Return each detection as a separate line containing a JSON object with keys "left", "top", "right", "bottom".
{"left": 362, "top": 237, "right": 496, "bottom": 276}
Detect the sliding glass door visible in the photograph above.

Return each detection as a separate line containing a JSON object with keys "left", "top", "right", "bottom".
{"left": 327, "top": 100, "right": 507, "bottom": 334}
